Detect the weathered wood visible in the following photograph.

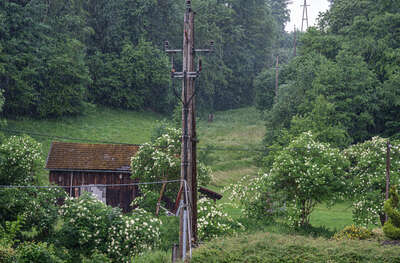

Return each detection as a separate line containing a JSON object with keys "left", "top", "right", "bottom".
{"left": 156, "top": 182, "right": 167, "bottom": 216}
{"left": 180, "top": 5, "right": 197, "bottom": 258}
{"left": 385, "top": 140, "right": 391, "bottom": 223}
{"left": 275, "top": 56, "right": 279, "bottom": 99}
{"left": 199, "top": 187, "right": 222, "bottom": 201}
{"left": 49, "top": 171, "right": 138, "bottom": 213}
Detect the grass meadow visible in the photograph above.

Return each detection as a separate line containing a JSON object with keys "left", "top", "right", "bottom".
{"left": 5, "top": 106, "right": 354, "bottom": 229}
{"left": 5, "top": 106, "right": 162, "bottom": 183}
{"left": 5, "top": 106, "right": 379, "bottom": 262}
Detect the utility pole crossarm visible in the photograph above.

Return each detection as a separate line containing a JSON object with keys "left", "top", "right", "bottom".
{"left": 165, "top": 49, "right": 183, "bottom": 54}
{"left": 172, "top": 72, "right": 200, "bottom": 79}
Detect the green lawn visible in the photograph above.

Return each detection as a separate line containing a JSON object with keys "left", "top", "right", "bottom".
{"left": 197, "top": 107, "right": 265, "bottom": 188}
{"left": 310, "top": 202, "right": 354, "bottom": 231}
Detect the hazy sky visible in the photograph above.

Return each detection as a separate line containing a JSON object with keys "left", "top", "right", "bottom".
{"left": 285, "top": 0, "right": 330, "bottom": 32}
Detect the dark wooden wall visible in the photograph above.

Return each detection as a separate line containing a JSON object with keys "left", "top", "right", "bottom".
{"left": 49, "top": 171, "right": 138, "bottom": 213}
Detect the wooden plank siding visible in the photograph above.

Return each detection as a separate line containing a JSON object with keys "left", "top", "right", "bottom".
{"left": 49, "top": 171, "right": 138, "bottom": 213}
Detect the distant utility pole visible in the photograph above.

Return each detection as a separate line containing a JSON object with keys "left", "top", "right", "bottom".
{"left": 385, "top": 141, "right": 391, "bottom": 222}
{"left": 165, "top": 0, "right": 213, "bottom": 261}
{"left": 275, "top": 55, "right": 279, "bottom": 100}
{"left": 293, "top": 25, "right": 297, "bottom": 57}
{"left": 301, "top": 0, "right": 310, "bottom": 32}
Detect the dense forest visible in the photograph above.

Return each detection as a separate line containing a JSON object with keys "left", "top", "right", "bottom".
{"left": 0, "top": 0, "right": 290, "bottom": 118}
{"left": 256, "top": 0, "right": 400, "bottom": 155}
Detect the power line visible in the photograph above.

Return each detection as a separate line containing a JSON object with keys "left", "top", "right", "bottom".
{"left": 0, "top": 127, "right": 265, "bottom": 152}
{"left": 0, "top": 128, "right": 142, "bottom": 146}
{"left": 0, "top": 179, "right": 183, "bottom": 189}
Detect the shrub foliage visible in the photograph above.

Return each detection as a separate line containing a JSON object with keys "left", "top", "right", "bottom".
{"left": 383, "top": 186, "right": 400, "bottom": 240}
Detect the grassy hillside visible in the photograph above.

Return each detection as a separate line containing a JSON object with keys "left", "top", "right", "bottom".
{"left": 4, "top": 106, "right": 163, "bottom": 183}
{"left": 197, "top": 107, "right": 265, "bottom": 188}
{"left": 3, "top": 106, "right": 362, "bottom": 262}
{"left": 4, "top": 106, "right": 265, "bottom": 187}
{"left": 5, "top": 106, "right": 353, "bottom": 228}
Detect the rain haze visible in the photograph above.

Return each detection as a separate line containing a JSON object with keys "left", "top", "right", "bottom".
{"left": 285, "top": 0, "right": 331, "bottom": 32}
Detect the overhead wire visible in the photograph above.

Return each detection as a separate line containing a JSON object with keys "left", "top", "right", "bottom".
{"left": 0, "top": 127, "right": 265, "bottom": 152}
{"left": 0, "top": 179, "right": 183, "bottom": 189}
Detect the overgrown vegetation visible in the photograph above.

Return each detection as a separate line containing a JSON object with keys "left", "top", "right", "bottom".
{"left": 191, "top": 232, "right": 400, "bottom": 263}
{"left": 3, "top": 0, "right": 400, "bottom": 261}
{"left": 383, "top": 186, "right": 400, "bottom": 240}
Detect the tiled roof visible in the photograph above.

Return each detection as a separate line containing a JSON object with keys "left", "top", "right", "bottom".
{"left": 45, "top": 142, "right": 139, "bottom": 171}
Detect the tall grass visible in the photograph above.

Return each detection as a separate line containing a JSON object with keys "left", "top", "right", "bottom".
{"left": 191, "top": 232, "right": 400, "bottom": 263}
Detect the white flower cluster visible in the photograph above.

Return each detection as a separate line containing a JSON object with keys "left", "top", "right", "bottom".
{"left": 107, "top": 208, "right": 161, "bottom": 262}
{"left": 345, "top": 136, "right": 400, "bottom": 226}
{"left": 60, "top": 193, "right": 162, "bottom": 261}
{"left": 0, "top": 135, "right": 43, "bottom": 184}
{"left": 197, "top": 198, "right": 243, "bottom": 241}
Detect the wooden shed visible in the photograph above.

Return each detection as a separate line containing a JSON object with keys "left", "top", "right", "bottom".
{"left": 46, "top": 142, "right": 139, "bottom": 212}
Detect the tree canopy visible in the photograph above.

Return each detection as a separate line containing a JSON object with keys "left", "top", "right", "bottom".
{"left": 0, "top": 0, "right": 288, "bottom": 118}
{"left": 258, "top": 0, "right": 400, "bottom": 150}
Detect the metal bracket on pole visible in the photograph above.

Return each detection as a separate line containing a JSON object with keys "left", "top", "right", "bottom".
{"left": 172, "top": 71, "right": 200, "bottom": 79}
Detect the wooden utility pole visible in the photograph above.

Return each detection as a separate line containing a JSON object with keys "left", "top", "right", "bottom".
{"left": 293, "top": 25, "right": 297, "bottom": 57}
{"left": 385, "top": 140, "right": 391, "bottom": 222}
{"left": 275, "top": 56, "right": 279, "bottom": 99}
{"left": 182, "top": 3, "right": 196, "bottom": 257}
{"left": 301, "top": 0, "right": 310, "bottom": 32}
{"left": 165, "top": 1, "right": 213, "bottom": 260}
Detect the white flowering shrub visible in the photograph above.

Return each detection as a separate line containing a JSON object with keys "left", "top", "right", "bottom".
{"left": 107, "top": 208, "right": 161, "bottom": 261}
{"left": 23, "top": 188, "right": 67, "bottom": 238}
{"left": 59, "top": 192, "right": 117, "bottom": 255}
{"left": 345, "top": 137, "right": 400, "bottom": 226}
{"left": 131, "top": 128, "right": 181, "bottom": 210}
{"left": 269, "top": 131, "right": 349, "bottom": 226}
{"left": 59, "top": 192, "right": 162, "bottom": 262}
{"left": 225, "top": 173, "right": 277, "bottom": 220}
{"left": 197, "top": 198, "right": 243, "bottom": 241}
{"left": 0, "top": 135, "right": 43, "bottom": 185}
{"left": 198, "top": 162, "right": 213, "bottom": 187}
{"left": 131, "top": 128, "right": 212, "bottom": 211}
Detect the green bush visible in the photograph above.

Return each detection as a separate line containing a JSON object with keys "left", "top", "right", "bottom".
{"left": 15, "top": 242, "right": 63, "bottom": 263}
{"left": 57, "top": 192, "right": 119, "bottom": 257}
{"left": 333, "top": 225, "right": 373, "bottom": 241}
{"left": 0, "top": 135, "right": 43, "bottom": 186}
{"left": 346, "top": 137, "right": 400, "bottom": 226}
{"left": 81, "top": 250, "right": 112, "bottom": 263}
{"left": 158, "top": 216, "right": 179, "bottom": 251}
{"left": 0, "top": 245, "right": 15, "bottom": 263}
{"left": 0, "top": 188, "right": 67, "bottom": 243}
{"left": 191, "top": 232, "right": 400, "bottom": 263}
{"left": 106, "top": 208, "right": 162, "bottom": 261}
{"left": 131, "top": 128, "right": 212, "bottom": 212}
{"left": 133, "top": 250, "right": 170, "bottom": 263}
{"left": 58, "top": 192, "right": 162, "bottom": 261}
{"left": 263, "top": 131, "right": 349, "bottom": 226}
{"left": 225, "top": 173, "right": 278, "bottom": 221}
{"left": 0, "top": 216, "right": 24, "bottom": 247}
{"left": 198, "top": 198, "right": 243, "bottom": 241}
{"left": 383, "top": 186, "right": 400, "bottom": 239}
